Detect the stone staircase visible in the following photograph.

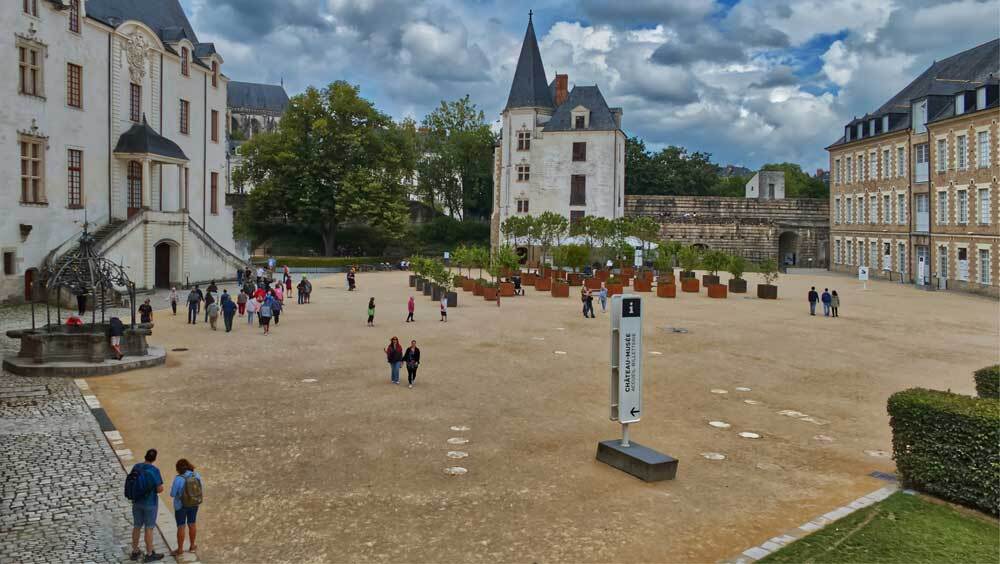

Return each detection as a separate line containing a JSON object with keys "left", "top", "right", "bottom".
{"left": 43, "top": 220, "right": 126, "bottom": 308}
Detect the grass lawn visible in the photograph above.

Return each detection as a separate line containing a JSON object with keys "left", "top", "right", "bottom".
{"left": 761, "top": 492, "right": 999, "bottom": 563}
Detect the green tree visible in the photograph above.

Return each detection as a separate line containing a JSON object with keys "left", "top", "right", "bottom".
{"left": 536, "top": 212, "right": 568, "bottom": 268}
{"left": 492, "top": 244, "right": 520, "bottom": 282}
{"left": 678, "top": 245, "right": 702, "bottom": 273}
{"left": 625, "top": 137, "right": 720, "bottom": 196}
{"left": 702, "top": 249, "right": 729, "bottom": 276}
{"left": 558, "top": 244, "right": 591, "bottom": 272}
{"left": 759, "top": 258, "right": 779, "bottom": 285}
{"left": 235, "top": 81, "right": 415, "bottom": 256}
{"left": 727, "top": 254, "right": 747, "bottom": 280}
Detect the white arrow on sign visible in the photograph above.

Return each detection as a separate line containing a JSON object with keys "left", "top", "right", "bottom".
{"left": 610, "top": 294, "right": 643, "bottom": 425}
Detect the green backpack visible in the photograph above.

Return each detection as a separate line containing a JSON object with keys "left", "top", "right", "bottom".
{"left": 180, "top": 474, "right": 203, "bottom": 507}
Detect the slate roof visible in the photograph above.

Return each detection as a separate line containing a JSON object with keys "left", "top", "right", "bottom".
{"left": 86, "top": 0, "right": 199, "bottom": 44}
{"left": 228, "top": 82, "right": 290, "bottom": 114}
{"left": 113, "top": 117, "right": 188, "bottom": 161}
{"left": 542, "top": 86, "right": 620, "bottom": 132}
{"left": 505, "top": 15, "right": 554, "bottom": 110}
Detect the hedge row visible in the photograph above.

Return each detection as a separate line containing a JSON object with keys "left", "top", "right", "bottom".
{"left": 974, "top": 365, "right": 999, "bottom": 399}
{"left": 250, "top": 256, "right": 381, "bottom": 268}
{"left": 887, "top": 388, "right": 1000, "bottom": 515}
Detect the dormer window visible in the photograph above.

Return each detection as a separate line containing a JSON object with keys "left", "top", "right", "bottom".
{"left": 856, "top": 123, "right": 863, "bottom": 139}
{"left": 882, "top": 115, "right": 889, "bottom": 132}
{"left": 912, "top": 99, "right": 927, "bottom": 133}
{"left": 571, "top": 106, "right": 590, "bottom": 129}
{"left": 69, "top": 0, "right": 80, "bottom": 33}
{"left": 575, "top": 116, "right": 585, "bottom": 129}
{"left": 977, "top": 86, "right": 987, "bottom": 110}
{"left": 845, "top": 125, "right": 852, "bottom": 141}
{"left": 955, "top": 93, "right": 966, "bottom": 115}
{"left": 181, "top": 47, "right": 190, "bottom": 77}
{"left": 868, "top": 119, "right": 875, "bottom": 136}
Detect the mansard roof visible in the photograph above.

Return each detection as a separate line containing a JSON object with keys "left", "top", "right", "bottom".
{"left": 86, "top": 0, "right": 199, "bottom": 44}
{"left": 505, "top": 15, "right": 554, "bottom": 110}
{"left": 228, "top": 82, "right": 290, "bottom": 114}
{"left": 543, "top": 86, "right": 620, "bottom": 132}
{"left": 114, "top": 117, "right": 188, "bottom": 162}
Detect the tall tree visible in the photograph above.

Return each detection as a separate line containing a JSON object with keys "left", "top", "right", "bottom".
{"left": 234, "top": 82, "right": 415, "bottom": 256}
{"left": 418, "top": 95, "right": 496, "bottom": 220}
{"left": 624, "top": 137, "right": 719, "bottom": 196}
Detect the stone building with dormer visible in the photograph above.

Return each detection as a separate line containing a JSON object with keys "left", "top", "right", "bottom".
{"left": 1, "top": 0, "right": 245, "bottom": 303}
{"left": 490, "top": 13, "right": 626, "bottom": 251}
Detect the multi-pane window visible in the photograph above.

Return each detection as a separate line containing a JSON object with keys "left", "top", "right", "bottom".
{"left": 210, "top": 172, "right": 219, "bottom": 215}
{"left": 516, "top": 131, "right": 530, "bottom": 151}
{"left": 181, "top": 47, "right": 190, "bottom": 77}
{"left": 857, "top": 195, "right": 864, "bottom": 224}
{"left": 979, "top": 249, "right": 991, "bottom": 285}
{"left": 570, "top": 210, "right": 585, "bottom": 224}
{"left": 937, "top": 191, "right": 948, "bottom": 224}
{"left": 179, "top": 100, "right": 189, "bottom": 134}
{"left": 883, "top": 194, "right": 891, "bottom": 224}
{"left": 898, "top": 243, "right": 906, "bottom": 273}
{"left": 69, "top": 0, "right": 80, "bottom": 33}
{"left": 939, "top": 246, "right": 948, "bottom": 279}
{"left": 570, "top": 175, "right": 586, "bottom": 206}
{"left": 956, "top": 135, "right": 967, "bottom": 170}
{"left": 572, "top": 142, "right": 586, "bottom": 162}
{"left": 834, "top": 198, "right": 841, "bottom": 224}
{"left": 211, "top": 61, "right": 219, "bottom": 88}
{"left": 66, "top": 63, "right": 82, "bottom": 108}
{"left": 897, "top": 193, "right": 906, "bottom": 224}
{"left": 846, "top": 197, "right": 853, "bottom": 224}
{"left": 129, "top": 83, "right": 141, "bottom": 122}
{"left": 870, "top": 241, "right": 878, "bottom": 269}
{"left": 23, "top": 0, "right": 37, "bottom": 16}
{"left": 574, "top": 115, "right": 585, "bottom": 129}
{"left": 957, "top": 247, "right": 969, "bottom": 281}
{"left": 516, "top": 164, "right": 529, "bottom": 182}
{"left": 858, "top": 241, "right": 866, "bottom": 266}
{"left": 20, "top": 136, "right": 45, "bottom": 203}
{"left": 936, "top": 139, "right": 946, "bottom": 172}
{"left": 979, "top": 188, "right": 991, "bottom": 225}
{"left": 846, "top": 157, "right": 852, "bottom": 183}
{"left": 834, "top": 240, "right": 841, "bottom": 264}
{"left": 67, "top": 149, "right": 82, "bottom": 207}
{"left": 834, "top": 159, "right": 841, "bottom": 184}
{"left": 957, "top": 190, "right": 968, "bottom": 224}
{"left": 882, "top": 149, "right": 890, "bottom": 179}
{"left": 869, "top": 152, "right": 876, "bottom": 180}
{"left": 18, "top": 43, "right": 43, "bottom": 97}
{"left": 870, "top": 195, "right": 877, "bottom": 224}
{"left": 897, "top": 147, "right": 905, "bottom": 177}
{"left": 211, "top": 110, "right": 219, "bottom": 142}
{"left": 127, "top": 161, "right": 142, "bottom": 210}
{"left": 978, "top": 131, "right": 991, "bottom": 168}
{"left": 516, "top": 199, "right": 529, "bottom": 213}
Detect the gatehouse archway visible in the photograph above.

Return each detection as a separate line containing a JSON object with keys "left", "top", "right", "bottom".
{"left": 778, "top": 231, "right": 799, "bottom": 267}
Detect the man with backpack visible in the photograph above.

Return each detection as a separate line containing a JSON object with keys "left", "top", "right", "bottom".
{"left": 125, "top": 449, "right": 164, "bottom": 562}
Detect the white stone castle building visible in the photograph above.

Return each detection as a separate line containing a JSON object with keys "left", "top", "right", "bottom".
{"left": 1, "top": 0, "right": 244, "bottom": 303}
{"left": 491, "top": 13, "right": 626, "bottom": 249}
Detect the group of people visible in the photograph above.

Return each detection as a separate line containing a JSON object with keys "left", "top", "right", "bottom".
{"left": 125, "top": 448, "right": 203, "bottom": 562}
{"left": 384, "top": 337, "right": 422, "bottom": 387}
{"left": 580, "top": 283, "right": 610, "bottom": 319}
{"left": 807, "top": 286, "right": 842, "bottom": 317}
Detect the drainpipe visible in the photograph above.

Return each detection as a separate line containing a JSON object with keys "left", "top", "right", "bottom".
{"left": 107, "top": 34, "right": 112, "bottom": 222}
{"left": 202, "top": 73, "right": 208, "bottom": 226}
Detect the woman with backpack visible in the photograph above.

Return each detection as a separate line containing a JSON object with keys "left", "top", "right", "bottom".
{"left": 169, "top": 458, "right": 203, "bottom": 558}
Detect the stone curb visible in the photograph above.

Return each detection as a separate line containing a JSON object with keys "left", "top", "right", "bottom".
{"left": 3, "top": 347, "right": 167, "bottom": 377}
{"left": 718, "top": 484, "right": 900, "bottom": 563}
{"left": 73, "top": 378, "right": 202, "bottom": 564}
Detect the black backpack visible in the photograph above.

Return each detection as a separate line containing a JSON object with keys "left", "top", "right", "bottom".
{"left": 124, "top": 465, "right": 153, "bottom": 501}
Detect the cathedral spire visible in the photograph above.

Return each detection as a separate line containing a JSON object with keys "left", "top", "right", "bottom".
{"left": 504, "top": 12, "right": 553, "bottom": 111}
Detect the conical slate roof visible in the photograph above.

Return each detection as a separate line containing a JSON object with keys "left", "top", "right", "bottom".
{"left": 505, "top": 14, "right": 554, "bottom": 110}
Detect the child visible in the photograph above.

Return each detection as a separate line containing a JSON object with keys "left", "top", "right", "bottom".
{"left": 207, "top": 300, "right": 220, "bottom": 330}
{"left": 367, "top": 297, "right": 376, "bottom": 327}
{"left": 167, "top": 287, "right": 179, "bottom": 316}
{"left": 246, "top": 295, "right": 258, "bottom": 326}
{"left": 237, "top": 289, "right": 248, "bottom": 316}
{"left": 440, "top": 295, "right": 448, "bottom": 322}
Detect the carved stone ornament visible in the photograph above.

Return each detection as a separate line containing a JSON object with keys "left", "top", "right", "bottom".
{"left": 124, "top": 33, "right": 149, "bottom": 83}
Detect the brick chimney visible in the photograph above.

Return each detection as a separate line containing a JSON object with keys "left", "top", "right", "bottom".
{"left": 554, "top": 74, "right": 569, "bottom": 107}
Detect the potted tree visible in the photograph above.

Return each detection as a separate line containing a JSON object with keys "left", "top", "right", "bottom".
{"left": 701, "top": 250, "right": 727, "bottom": 287}
{"left": 549, "top": 246, "right": 571, "bottom": 297}
{"left": 472, "top": 246, "right": 489, "bottom": 296}
{"left": 727, "top": 255, "right": 748, "bottom": 293}
{"left": 412, "top": 257, "right": 427, "bottom": 291}
{"left": 408, "top": 255, "right": 420, "bottom": 287}
{"left": 482, "top": 255, "right": 500, "bottom": 301}
{"left": 429, "top": 260, "right": 447, "bottom": 302}
{"left": 450, "top": 246, "right": 468, "bottom": 288}
{"left": 678, "top": 246, "right": 701, "bottom": 292}
{"left": 757, "top": 259, "right": 779, "bottom": 299}
{"left": 536, "top": 211, "right": 568, "bottom": 280}
{"left": 630, "top": 216, "right": 660, "bottom": 283}
{"left": 606, "top": 276, "right": 625, "bottom": 296}
{"left": 495, "top": 245, "right": 519, "bottom": 297}
{"left": 561, "top": 244, "right": 589, "bottom": 286}
{"left": 653, "top": 246, "right": 676, "bottom": 298}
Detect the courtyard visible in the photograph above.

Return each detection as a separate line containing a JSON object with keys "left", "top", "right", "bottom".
{"left": 82, "top": 270, "right": 997, "bottom": 563}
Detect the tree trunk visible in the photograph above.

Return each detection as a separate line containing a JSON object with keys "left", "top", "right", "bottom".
{"left": 321, "top": 221, "right": 337, "bottom": 257}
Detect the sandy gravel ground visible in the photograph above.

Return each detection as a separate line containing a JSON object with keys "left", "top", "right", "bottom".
{"left": 84, "top": 270, "right": 999, "bottom": 563}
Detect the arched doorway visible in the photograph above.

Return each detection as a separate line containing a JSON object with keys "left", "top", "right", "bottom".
{"left": 778, "top": 231, "right": 799, "bottom": 267}
{"left": 154, "top": 241, "right": 178, "bottom": 288}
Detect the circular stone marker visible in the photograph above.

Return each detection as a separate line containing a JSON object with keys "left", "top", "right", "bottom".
{"left": 532, "top": 337, "right": 546, "bottom": 341}
{"left": 450, "top": 426, "right": 470, "bottom": 432}
{"left": 301, "top": 379, "right": 318, "bottom": 383}
{"left": 701, "top": 452, "right": 726, "bottom": 460}
{"left": 738, "top": 432, "right": 762, "bottom": 439}
{"left": 708, "top": 421, "right": 731, "bottom": 429}
{"left": 447, "top": 451, "right": 468, "bottom": 459}
{"left": 743, "top": 399, "right": 761, "bottom": 405}
{"left": 710, "top": 389, "right": 728, "bottom": 394}
{"left": 444, "top": 467, "right": 468, "bottom": 476}
{"left": 650, "top": 351, "right": 663, "bottom": 356}
{"left": 814, "top": 434, "right": 835, "bottom": 442}
{"left": 864, "top": 449, "right": 890, "bottom": 458}
{"left": 756, "top": 462, "right": 782, "bottom": 471}
{"left": 668, "top": 327, "right": 689, "bottom": 333}
{"left": 554, "top": 351, "right": 567, "bottom": 355}
{"left": 735, "top": 386, "right": 752, "bottom": 392}
{"left": 447, "top": 438, "right": 469, "bottom": 445}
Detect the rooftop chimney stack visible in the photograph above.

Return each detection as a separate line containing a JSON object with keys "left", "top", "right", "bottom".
{"left": 554, "top": 74, "right": 569, "bottom": 107}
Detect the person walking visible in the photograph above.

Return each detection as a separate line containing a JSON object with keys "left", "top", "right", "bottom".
{"left": 126, "top": 449, "right": 165, "bottom": 562}
{"left": 169, "top": 459, "right": 202, "bottom": 558}
{"left": 580, "top": 287, "right": 589, "bottom": 318}
{"left": 808, "top": 286, "right": 819, "bottom": 316}
{"left": 259, "top": 296, "right": 273, "bottom": 335}
{"left": 403, "top": 340, "right": 421, "bottom": 388}
{"left": 385, "top": 337, "right": 403, "bottom": 384}
{"left": 109, "top": 316, "right": 126, "bottom": 360}
{"left": 271, "top": 293, "right": 282, "bottom": 326}
{"left": 831, "top": 290, "right": 841, "bottom": 317}
{"left": 296, "top": 278, "right": 306, "bottom": 305}
{"left": 584, "top": 288, "right": 596, "bottom": 318}
{"left": 203, "top": 291, "right": 215, "bottom": 323}
{"left": 821, "top": 288, "right": 832, "bottom": 317}
{"left": 168, "top": 287, "right": 179, "bottom": 316}
{"left": 237, "top": 289, "right": 248, "bottom": 316}
{"left": 285, "top": 273, "right": 293, "bottom": 301}
{"left": 246, "top": 295, "right": 259, "bottom": 327}
{"left": 599, "top": 283, "right": 608, "bottom": 313}
{"left": 237, "top": 267, "right": 244, "bottom": 287}
{"left": 274, "top": 283, "right": 284, "bottom": 305}
{"left": 303, "top": 277, "right": 312, "bottom": 303}
{"left": 440, "top": 295, "right": 448, "bottom": 322}
{"left": 406, "top": 296, "right": 415, "bottom": 322}
{"left": 138, "top": 299, "right": 153, "bottom": 324}
{"left": 187, "top": 287, "right": 201, "bottom": 324}
{"left": 221, "top": 293, "right": 237, "bottom": 332}
{"left": 207, "top": 300, "right": 220, "bottom": 331}
{"left": 207, "top": 280, "right": 218, "bottom": 295}
{"left": 367, "top": 298, "right": 376, "bottom": 327}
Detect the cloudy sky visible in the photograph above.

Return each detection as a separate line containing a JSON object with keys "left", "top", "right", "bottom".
{"left": 180, "top": 0, "right": 999, "bottom": 171}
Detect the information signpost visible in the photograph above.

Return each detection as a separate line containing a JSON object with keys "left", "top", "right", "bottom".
{"left": 858, "top": 265, "right": 869, "bottom": 290}
{"left": 597, "top": 294, "right": 678, "bottom": 482}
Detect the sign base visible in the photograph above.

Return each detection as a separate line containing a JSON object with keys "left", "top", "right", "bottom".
{"left": 596, "top": 440, "right": 678, "bottom": 482}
